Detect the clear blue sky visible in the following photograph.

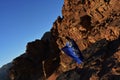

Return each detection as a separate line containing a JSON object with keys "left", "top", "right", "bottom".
{"left": 0, "top": 0, "right": 64, "bottom": 67}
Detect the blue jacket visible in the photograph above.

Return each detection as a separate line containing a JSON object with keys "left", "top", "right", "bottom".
{"left": 62, "top": 39, "right": 84, "bottom": 64}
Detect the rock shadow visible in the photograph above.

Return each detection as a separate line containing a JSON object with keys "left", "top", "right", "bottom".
{"left": 82, "top": 37, "right": 120, "bottom": 79}
{"left": 57, "top": 37, "right": 120, "bottom": 80}
{"left": 80, "top": 15, "right": 93, "bottom": 31}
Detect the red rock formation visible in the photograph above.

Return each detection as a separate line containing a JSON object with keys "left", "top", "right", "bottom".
{"left": 9, "top": 32, "right": 60, "bottom": 80}
{"left": 8, "top": 0, "right": 120, "bottom": 80}
{"left": 51, "top": 0, "right": 120, "bottom": 79}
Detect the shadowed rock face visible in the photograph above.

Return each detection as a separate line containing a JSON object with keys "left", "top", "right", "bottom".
{"left": 57, "top": 38, "right": 120, "bottom": 80}
{"left": 0, "top": 63, "right": 12, "bottom": 80}
{"left": 9, "top": 32, "right": 60, "bottom": 80}
{"left": 0, "top": 0, "right": 119, "bottom": 80}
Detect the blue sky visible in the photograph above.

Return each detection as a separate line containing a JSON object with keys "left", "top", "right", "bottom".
{"left": 0, "top": 0, "right": 64, "bottom": 67}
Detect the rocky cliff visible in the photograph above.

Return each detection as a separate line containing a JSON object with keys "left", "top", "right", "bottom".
{"left": 52, "top": 0, "right": 120, "bottom": 79}
{"left": 0, "top": 0, "right": 120, "bottom": 80}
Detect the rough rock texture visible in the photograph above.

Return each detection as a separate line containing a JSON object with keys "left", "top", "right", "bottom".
{"left": 51, "top": 0, "right": 120, "bottom": 79}
{"left": 9, "top": 32, "right": 60, "bottom": 80}
{"left": 3, "top": 0, "right": 120, "bottom": 80}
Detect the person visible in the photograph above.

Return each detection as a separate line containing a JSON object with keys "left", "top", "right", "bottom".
{"left": 62, "top": 37, "right": 84, "bottom": 64}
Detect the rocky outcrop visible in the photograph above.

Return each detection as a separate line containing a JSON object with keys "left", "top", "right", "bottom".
{"left": 51, "top": 0, "right": 120, "bottom": 79}
{"left": 0, "top": 0, "right": 120, "bottom": 80}
{"left": 57, "top": 38, "right": 120, "bottom": 80}
{"left": 0, "top": 63, "right": 12, "bottom": 80}
{"left": 9, "top": 32, "right": 60, "bottom": 80}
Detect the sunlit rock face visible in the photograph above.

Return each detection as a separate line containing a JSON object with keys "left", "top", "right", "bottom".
{"left": 51, "top": 0, "right": 120, "bottom": 79}
{"left": 0, "top": 0, "right": 120, "bottom": 80}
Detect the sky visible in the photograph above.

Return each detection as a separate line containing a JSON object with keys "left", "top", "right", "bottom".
{"left": 0, "top": 0, "right": 64, "bottom": 67}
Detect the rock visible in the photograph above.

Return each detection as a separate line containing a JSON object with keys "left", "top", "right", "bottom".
{"left": 1, "top": 0, "right": 119, "bottom": 80}
{"left": 0, "top": 63, "right": 12, "bottom": 80}
{"left": 9, "top": 32, "right": 60, "bottom": 80}
{"left": 51, "top": 0, "right": 120, "bottom": 79}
